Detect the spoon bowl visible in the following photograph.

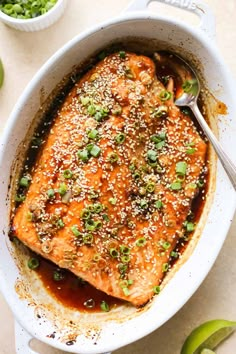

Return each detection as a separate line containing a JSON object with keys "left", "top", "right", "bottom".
{"left": 155, "top": 52, "right": 236, "bottom": 191}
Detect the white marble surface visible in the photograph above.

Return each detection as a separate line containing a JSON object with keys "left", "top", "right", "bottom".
{"left": 0, "top": 1, "right": 235, "bottom": 353}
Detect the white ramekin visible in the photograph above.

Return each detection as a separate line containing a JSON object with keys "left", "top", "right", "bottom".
{"left": 0, "top": 0, "right": 67, "bottom": 32}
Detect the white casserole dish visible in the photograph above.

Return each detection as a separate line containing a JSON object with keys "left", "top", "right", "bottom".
{"left": 0, "top": 0, "right": 236, "bottom": 353}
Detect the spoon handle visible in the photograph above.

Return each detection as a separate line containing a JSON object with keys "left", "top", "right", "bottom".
{"left": 190, "top": 103, "right": 236, "bottom": 191}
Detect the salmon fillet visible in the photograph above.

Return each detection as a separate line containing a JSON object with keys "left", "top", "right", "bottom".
{"left": 13, "top": 52, "right": 207, "bottom": 307}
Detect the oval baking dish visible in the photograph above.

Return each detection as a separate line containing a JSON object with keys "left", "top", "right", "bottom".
{"left": 0, "top": 1, "right": 236, "bottom": 353}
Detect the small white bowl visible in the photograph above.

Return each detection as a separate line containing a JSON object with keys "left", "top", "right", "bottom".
{"left": 0, "top": 0, "right": 67, "bottom": 32}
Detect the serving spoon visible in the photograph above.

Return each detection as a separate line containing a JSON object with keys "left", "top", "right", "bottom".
{"left": 155, "top": 52, "right": 236, "bottom": 191}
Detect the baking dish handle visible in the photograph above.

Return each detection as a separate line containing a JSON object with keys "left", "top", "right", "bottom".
{"left": 15, "top": 320, "right": 38, "bottom": 354}
{"left": 124, "top": 0, "right": 216, "bottom": 40}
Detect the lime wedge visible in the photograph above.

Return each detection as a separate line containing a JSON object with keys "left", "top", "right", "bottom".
{"left": 0, "top": 58, "right": 4, "bottom": 88}
{"left": 181, "top": 319, "right": 236, "bottom": 354}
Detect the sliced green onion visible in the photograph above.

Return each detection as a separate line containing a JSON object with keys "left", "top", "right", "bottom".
{"left": 87, "top": 104, "right": 96, "bottom": 116}
{"left": 85, "top": 219, "right": 99, "bottom": 231}
{"left": 139, "top": 199, "right": 148, "bottom": 209}
{"left": 71, "top": 225, "right": 81, "bottom": 237}
{"left": 153, "top": 285, "right": 161, "bottom": 294}
{"left": 156, "top": 140, "right": 165, "bottom": 150}
{"left": 120, "top": 245, "right": 130, "bottom": 255}
{"left": 146, "top": 182, "right": 155, "bottom": 193}
{"left": 87, "top": 129, "right": 99, "bottom": 140}
{"left": 119, "top": 51, "right": 126, "bottom": 59}
{"left": 77, "top": 149, "right": 89, "bottom": 162}
{"left": 58, "top": 183, "right": 67, "bottom": 196}
{"left": 109, "top": 248, "right": 119, "bottom": 258}
{"left": 162, "top": 263, "right": 169, "bottom": 272}
{"left": 153, "top": 105, "right": 168, "bottom": 118}
{"left": 122, "top": 287, "right": 130, "bottom": 296}
{"left": 47, "top": 189, "right": 55, "bottom": 198}
{"left": 63, "top": 169, "right": 73, "bottom": 179}
{"left": 124, "top": 67, "right": 134, "bottom": 79}
{"left": 171, "top": 251, "right": 179, "bottom": 258}
{"left": 80, "top": 96, "right": 90, "bottom": 106}
{"left": 136, "top": 237, "right": 147, "bottom": 247}
{"left": 115, "top": 133, "right": 126, "bottom": 144}
{"left": 170, "top": 182, "right": 182, "bottom": 191}
{"left": 162, "top": 241, "right": 171, "bottom": 250}
{"left": 133, "top": 171, "right": 141, "bottom": 180}
{"left": 184, "top": 221, "right": 195, "bottom": 232}
{"left": 57, "top": 219, "right": 64, "bottom": 229}
{"left": 83, "top": 234, "right": 94, "bottom": 245}
{"left": 109, "top": 197, "right": 117, "bottom": 205}
{"left": 159, "top": 91, "right": 172, "bottom": 101}
{"left": 19, "top": 176, "right": 30, "bottom": 188}
{"left": 182, "top": 79, "right": 198, "bottom": 96}
{"left": 102, "top": 213, "right": 110, "bottom": 222}
{"left": 93, "top": 203, "right": 103, "bottom": 213}
{"left": 197, "top": 179, "right": 205, "bottom": 188}
{"left": 108, "top": 152, "right": 119, "bottom": 163}
{"left": 53, "top": 270, "right": 65, "bottom": 281}
{"left": 147, "top": 149, "right": 157, "bottom": 162}
{"left": 186, "top": 147, "right": 196, "bottom": 155}
{"left": 15, "top": 194, "right": 26, "bottom": 202}
{"left": 121, "top": 255, "right": 130, "bottom": 263}
{"left": 89, "top": 144, "right": 101, "bottom": 157}
{"left": 80, "top": 209, "right": 91, "bottom": 220}
{"left": 118, "top": 263, "right": 128, "bottom": 275}
{"left": 176, "top": 161, "right": 187, "bottom": 176}
{"left": 28, "top": 257, "right": 39, "bottom": 270}
{"left": 154, "top": 200, "right": 163, "bottom": 210}
{"left": 100, "top": 300, "right": 110, "bottom": 312}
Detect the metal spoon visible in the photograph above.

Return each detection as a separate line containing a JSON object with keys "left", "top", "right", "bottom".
{"left": 155, "top": 52, "right": 236, "bottom": 190}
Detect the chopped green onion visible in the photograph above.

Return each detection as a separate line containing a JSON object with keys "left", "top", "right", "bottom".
{"left": 182, "top": 79, "right": 198, "bottom": 96}
{"left": 57, "top": 219, "right": 64, "bottom": 229}
{"left": 28, "top": 257, "right": 39, "bottom": 270}
{"left": 115, "top": 133, "right": 126, "bottom": 144}
{"left": 108, "top": 152, "right": 119, "bottom": 163}
{"left": 119, "top": 51, "right": 126, "bottom": 59}
{"left": 78, "top": 149, "right": 89, "bottom": 162}
{"left": 120, "top": 245, "right": 130, "bottom": 255}
{"left": 162, "top": 241, "right": 171, "bottom": 250}
{"left": 122, "top": 287, "right": 130, "bottom": 296}
{"left": 186, "top": 147, "right": 196, "bottom": 155}
{"left": 154, "top": 200, "right": 163, "bottom": 209}
{"left": 159, "top": 90, "right": 172, "bottom": 101}
{"left": 184, "top": 221, "right": 195, "bottom": 232}
{"left": 171, "top": 251, "right": 179, "bottom": 258}
{"left": 19, "top": 176, "right": 30, "bottom": 188}
{"left": 80, "top": 209, "right": 91, "bottom": 220}
{"left": 100, "top": 300, "right": 110, "bottom": 312}
{"left": 156, "top": 140, "right": 165, "bottom": 150}
{"left": 53, "top": 270, "right": 65, "bottom": 282}
{"left": 63, "top": 169, "right": 73, "bottom": 179}
{"left": 147, "top": 150, "right": 157, "bottom": 162}
{"left": 153, "top": 285, "right": 161, "bottom": 294}
{"left": 139, "top": 199, "right": 148, "bottom": 209}
{"left": 176, "top": 161, "right": 187, "bottom": 176}
{"left": 87, "top": 129, "right": 99, "bottom": 140}
{"left": 85, "top": 219, "right": 101, "bottom": 231}
{"left": 47, "top": 189, "right": 55, "bottom": 198}
{"left": 152, "top": 105, "right": 168, "bottom": 118}
{"left": 87, "top": 104, "right": 96, "bottom": 116}
{"left": 136, "top": 237, "right": 147, "bottom": 247}
{"left": 83, "top": 234, "right": 94, "bottom": 245}
{"left": 71, "top": 225, "right": 81, "bottom": 237}
{"left": 124, "top": 66, "right": 134, "bottom": 79}
{"left": 118, "top": 263, "right": 128, "bottom": 275}
{"left": 109, "top": 248, "right": 119, "bottom": 258}
{"left": 121, "top": 255, "right": 130, "bottom": 263}
{"left": 93, "top": 203, "right": 103, "bottom": 213}
{"left": 170, "top": 182, "right": 182, "bottom": 191}
{"left": 102, "top": 214, "right": 109, "bottom": 222}
{"left": 89, "top": 144, "right": 101, "bottom": 157}
{"left": 133, "top": 171, "right": 141, "bottom": 180}
{"left": 197, "top": 179, "right": 205, "bottom": 188}
{"left": 109, "top": 197, "right": 117, "bottom": 205}
{"left": 58, "top": 183, "right": 67, "bottom": 196}
{"left": 162, "top": 263, "right": 169, "bottom": 272}
{"left": 146, "top": 182, "right": 155, "bottom": 193}
{"left": 80, "top": 96, "right": 90, "bottom": 106}
{"left": 15, "top": 194, "right": 26, "bottom": 202}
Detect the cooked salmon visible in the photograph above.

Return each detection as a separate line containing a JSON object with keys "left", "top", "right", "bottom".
{"left": 13, "top": 52, "right": 207, "bottom": 307}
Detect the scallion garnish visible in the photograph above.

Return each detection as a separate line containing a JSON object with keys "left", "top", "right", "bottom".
{"left": 120, "top": 245, "right": 130, "bottom": 255}
{"left": 87, "top": 129, "right": 99, "bottom": 140}
{"left": 170, "top": 181, "right": 182, "bottom": 191}
{"left": 57, "top": 219, "right": 64, "bottom": 229}
{"left": 109, "top": 197, "right": 117, "bottom": 205}
{"left": 108, "top": 152, "right": 119, "bottom": 163}
{"left": 162, "top": 263, "right": 169, "bottom": 272}
{"left": 153, "top": 285, "right": 161, "bottom": 294}
{"left": 159, "top": 90, "right": 172, "bottom": 101}
{"left": 136, "top": 237, "right": 147, "bottom": 247}
{"left": 53, "top": 270, "right": 65, "bottom": 282}
{"left": 176, "top": 161, "right": 187, "bottom": 176}
{"left": 186, "top": 147, "right": 196, "bottom": 155}
{"left": 115, "top": 133, "right": 126, "bottom": 144}
{"left": 119, "top": 51, "right": 126, "bottom": 59}
{"left": 152, "top": 105, "right": 168, "bottom": 118}
{"left": 139, "top": 199, "right": 148, "bottom": 209}
{"left": 184, "top": 221, "right": 195, "bottom": 232}
{"left": 28, "top": 257, "right": 40, "bottom": 270}
{"left": 109, "top": 248, "right": 119, "bottom": 258}
{"left": 58, "top": 183, "right": 67, "bottom": 196}
{"left": 19, "top": 176, "right": 30, "bottom": 188}
{"left": 145, "top": 182, "right": 155, "bottom": 193}
{"left": 83, "top": 234, "right": 94, "bottom": 245}
{"left": 121, "top": 255, "right": 130, "bottom": 263}
{"left": 63, "top": 169, "right": 73, "bottom": 179}
{"left": 15, "top": 194, "right": 26, "bottom": 202}
{"left": 71, "top": 225, "right": 81, "bottom": 237}
{"left": 80, "top": 209, "right": 91, "bottom": 220}
{"left": 100, "top": 300, "right": 110, "bottom": 312}
{"left": 47, "top": 188, "right": 55, "bottom": 198}
{"left": 77, "top": 149, "right": 89, "bottom": 162}
{"left": 154, "top": 200, "right": 163, "bottom": 209}
{"left": 80, "top": 96, "right": 90, "bottom": 106}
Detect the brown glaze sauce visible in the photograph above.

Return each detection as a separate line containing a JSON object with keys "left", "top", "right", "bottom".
{"left": 11, "top": 50, "right": 209, "bottom": 312}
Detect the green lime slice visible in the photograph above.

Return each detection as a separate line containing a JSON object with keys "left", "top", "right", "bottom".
{"left": 0, "top": 58, "right": 4, "bottom": 88}
{"left": 181, "top": 319, "right": 236, "bottom": 354}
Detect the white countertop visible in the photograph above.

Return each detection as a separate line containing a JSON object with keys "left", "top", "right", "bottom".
{"left": 0, "top": 1, "right": 235, "bottom": 353}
